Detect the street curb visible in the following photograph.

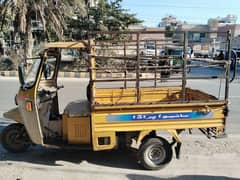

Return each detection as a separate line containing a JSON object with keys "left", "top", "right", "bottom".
{"left": 0, "top": 71, "right": 18, "bottom": 77}
{"left": 0, "top": 71, "right": 156, "bottom": 78}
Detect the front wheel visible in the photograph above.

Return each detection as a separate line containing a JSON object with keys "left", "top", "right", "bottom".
{"left": 137, "top": 137, "right": 173, "bottom": 170}
{"left": 1, "top": 123, "right": 30, "bottom": 153}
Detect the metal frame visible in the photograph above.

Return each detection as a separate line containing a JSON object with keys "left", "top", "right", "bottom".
{"left": 87, "top": 30, "right": 231, "bottom": 107}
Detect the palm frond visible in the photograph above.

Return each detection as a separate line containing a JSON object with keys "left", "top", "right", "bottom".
{"left": 44, "top": 7, "right": 65, "bottom": 39}
{"left": 34, "top": 3, "right": 46, "bottom": 31}
{"left": 0, "top": 0, "right": 12, "bottom": 30}
{"left": 1, "top": 0, "right": 88, "bottom": 40}
{"left": 18, "top": 0, "right": 27, "bottom": 33}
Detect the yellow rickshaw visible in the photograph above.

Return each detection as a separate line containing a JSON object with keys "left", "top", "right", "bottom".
{"left": 2, "top": 30, "right": 231, "bottom": 170}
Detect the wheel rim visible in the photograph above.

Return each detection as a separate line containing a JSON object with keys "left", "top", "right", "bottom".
{"left": 146, "top": 144, "right": 166, "bottom": 165}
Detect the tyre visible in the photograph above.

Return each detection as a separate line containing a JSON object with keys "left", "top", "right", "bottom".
{"left": 1, "top": 123, "right": 30, "bottom": 153}
{"left": 137, "top": 137, "right": 172, "bottom": 170}
{"left": 230, "top": 58, "right": 236, "bottom": 70}
{"left": 86, "top": 83, "right": 91, "bottom": 101}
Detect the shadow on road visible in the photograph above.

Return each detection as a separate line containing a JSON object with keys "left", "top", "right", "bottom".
{"left": 0, "top": 120, "right": 139, "bottom": 170}
{"left": 127, "top": 174, "right": 239, "bottom": 180}
{"left": 0, "top": 145, "right": 140, "bottom": 170}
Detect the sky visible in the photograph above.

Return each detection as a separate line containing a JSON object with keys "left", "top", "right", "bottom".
{"left": 121, "top": 0, "right": 240, "bottom": 27}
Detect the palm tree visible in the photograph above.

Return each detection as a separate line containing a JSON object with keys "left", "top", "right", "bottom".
{"left": 0, "top": 0, "right": 86, "bottom": 60}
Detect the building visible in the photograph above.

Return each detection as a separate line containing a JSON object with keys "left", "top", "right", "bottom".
{"left": 88, "top": 0, "right": 99, "bottom": 7}
{"left": 176, "top": 15, "right": 240, "bottom": 55}
{"left": 158, "top": 15, "right": 184, "bottom": 27}
{"left": 129, "top": 25, "right": 165, "bottom": 41}
{"left": 216, "top": 14, "right": 237, "bottom": 25}
{"left": 132, "top": 14, "right": 240, "bottom": 55}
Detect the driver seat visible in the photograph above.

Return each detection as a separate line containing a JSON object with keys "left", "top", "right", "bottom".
{"left": 64, "top": 100, "right": 90, "bottom": 117}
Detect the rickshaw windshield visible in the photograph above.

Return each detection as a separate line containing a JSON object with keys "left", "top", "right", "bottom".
{"left": 24, "top": 58, "right": 41, "bottom": 88}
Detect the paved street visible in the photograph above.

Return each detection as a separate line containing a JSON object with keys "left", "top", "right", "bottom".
{"left": 0, "top": 69, "right": 240, "bottom": 179}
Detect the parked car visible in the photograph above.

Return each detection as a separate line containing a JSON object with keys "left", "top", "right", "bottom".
{"left": 61, "top": 49, "right": 79, "bottom": 62}
{"left": 141, "top": 44, "right": 157, "bottom": 56}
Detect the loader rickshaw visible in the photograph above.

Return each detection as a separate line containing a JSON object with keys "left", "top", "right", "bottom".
{"left": 1, "top": 30, "right": 233, "bottom": 170}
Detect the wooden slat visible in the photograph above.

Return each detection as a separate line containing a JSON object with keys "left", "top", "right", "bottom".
{"left": 47, "top": 40, "right": 94, "bottom": 49}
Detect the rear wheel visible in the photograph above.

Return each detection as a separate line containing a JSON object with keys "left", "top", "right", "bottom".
{"left": 1, "top": 123, "right": 30, "bottom": 153}
{"left": 230, "top": 58, "right": 236, "bottom": 70}
{"left": 137, "top": 137, "right": 172, "bottom": 170}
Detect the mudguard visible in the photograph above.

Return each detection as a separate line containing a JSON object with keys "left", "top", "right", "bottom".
{"left": 3, "top": 107, "right": 23, "bottom": 123}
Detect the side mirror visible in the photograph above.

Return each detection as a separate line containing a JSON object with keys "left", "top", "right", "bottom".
{"left": 18, "top": 63, "right": 25, "bottom": 86}
{"left": 43, "top": 63, "right": 51, "bottom": 79}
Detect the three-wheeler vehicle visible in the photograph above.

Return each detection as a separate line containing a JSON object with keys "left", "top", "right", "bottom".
{"left": 1, "top": 30, "right": 233, "bottom": 170}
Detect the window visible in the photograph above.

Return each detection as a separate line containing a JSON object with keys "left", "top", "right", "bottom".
{"left": 42, "top": 56, "right": 57, "bottom": 80}
{"left": 24, "top": 58, "right": 41, "bottom": 88}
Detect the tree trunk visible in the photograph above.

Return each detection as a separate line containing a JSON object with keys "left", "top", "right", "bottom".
{"left": 24, "top": 16, "right": 34, "bottom": 63}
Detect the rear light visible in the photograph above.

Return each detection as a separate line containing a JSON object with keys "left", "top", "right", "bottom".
{"left": 25, "top": 101, "right": 33, "bottom": 112}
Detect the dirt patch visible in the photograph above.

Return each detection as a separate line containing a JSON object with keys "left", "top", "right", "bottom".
{"left": 167, "top": 88, "right": 217, "bottom": 101}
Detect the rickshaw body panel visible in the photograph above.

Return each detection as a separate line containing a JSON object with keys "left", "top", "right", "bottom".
{"left": 90, "top": 86, "right": 226, "bottom": 151}
{"left": 17, "top": 87, "right": 44, "bottom": 145}
{"left": 3, "top": 107, "right": 23, "bottom": 123}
